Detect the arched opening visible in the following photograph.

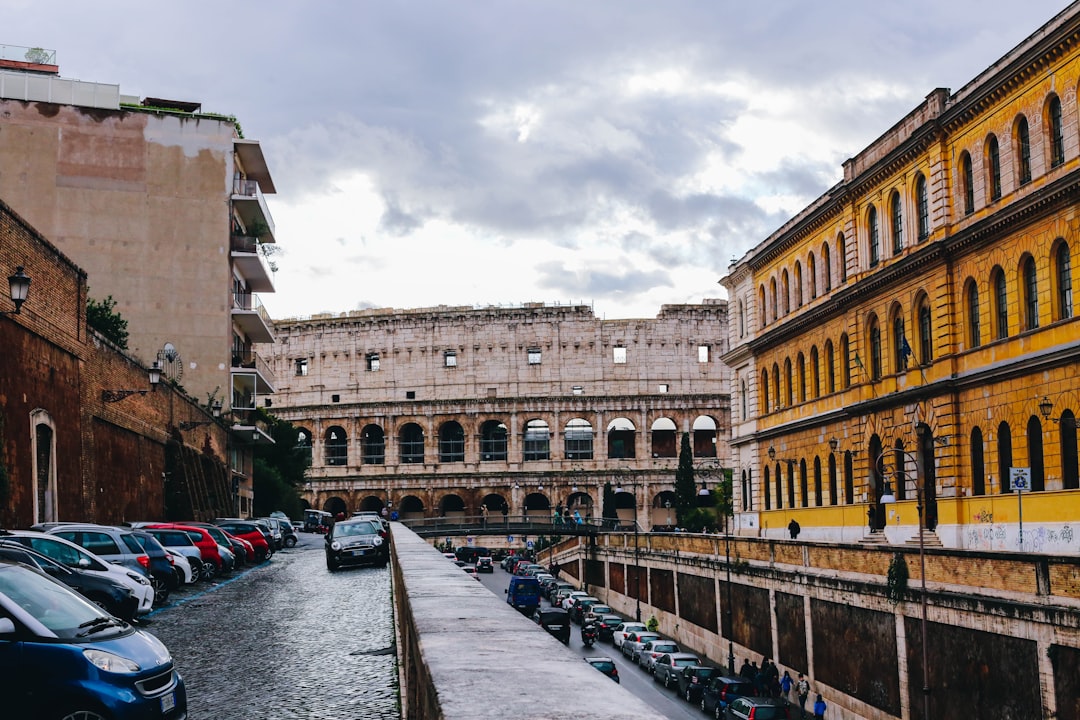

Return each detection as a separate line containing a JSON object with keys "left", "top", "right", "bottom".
{"left": 361, "top": 424, "right": 384, "bottom": 464}
{"left": 607, "top": 418, "right": 637, "bottom": 459}
{"left": 523, "top": 419, "right": 550, "bottom": 461}
{"left": 439, "top": 421, "right": 465, "bottom": 462}
{"left": 693, "top": 416, "right": 718, "bottom": 457}
{"left": 324, "top": 426, "right": 348, "bottom": 466}
{"left": 439, "top": 494, "right": 466, "bottom": 518}
{"left": 651, "top": 417, "right": 677, "bottom": 458}
{"left": 523, "top": 492, "right": 550, "bottom": 519}
{"left": 359, "top": 495, "right": 384, "bottom": 512}
{"left": 398, "top": 495, "right": 426, "bottom": 520}
{"left": 399, "top": 423, "right": 425, "bottom": 464}
{"left": 565, "top": 418, "right": 594, "bottom": 460}
{"left": 323, "top": 496, "right": 348, "bottom": 517}
{"left": 480, "top": 420, "right": 508, "bottom": 461}
{"left": 651, "top": 491, "right": 678, "bottom": 530}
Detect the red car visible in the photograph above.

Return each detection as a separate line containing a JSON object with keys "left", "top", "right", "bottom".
{"left": 212, "top": 520, "right": 272, "bottom": 562}
{"left": 145, "top": 523, "right": 226, "bottom": 579}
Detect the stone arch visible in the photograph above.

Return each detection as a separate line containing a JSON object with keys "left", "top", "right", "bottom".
{"left": 606, "top": 417, "right": 637, "bottom": 459}
{"left": 361, "top": 423, "right": 385, "bottom": 464}
{"left": 358, "top": 495, "right": 384, "bottom": 512}
{"left": 564, "top": 491, "right": 594, "bottom": 519}
{"left": 692, "top": 415, "right": 719, "bottom": 457}
{"left": 481, "top": 493, "right": 508, "bottom": 512}
{"left": 480, "top": 419, "right": 509, "bottom": 461}
{"left": 523, "top": 492, "right": 550, "bottom": 518}
{"left": 324, "top": 425, "right": 348, "bottom": 466}
{"left": 398, "top": 495, "right": 426, "bottom": 520}
{"left": 650, "top": 417, "right": 677, "bottom": 458}
{"left": 651, "top": 490, "right": 677, "bottom": 529}
{"left": 323, "top": 496, "right": 348, "bottom": 517}
{"left": 438, "top": 493, "right": 466, "bottom": 518}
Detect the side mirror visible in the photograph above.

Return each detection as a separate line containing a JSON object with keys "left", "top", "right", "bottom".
{"left": 0, "top": 618, "right": 14, "bottom": 635}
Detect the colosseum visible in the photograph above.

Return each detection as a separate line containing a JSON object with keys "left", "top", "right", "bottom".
{"left": 263, "top": 300, "right": 730, "bottom": 529}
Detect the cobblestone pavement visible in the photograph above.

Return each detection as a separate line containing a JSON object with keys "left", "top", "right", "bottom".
{"left": 143, "top": 533, "right": 399, "bottom": 720}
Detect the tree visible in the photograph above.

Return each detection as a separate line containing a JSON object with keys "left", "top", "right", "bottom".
{"left": 252, "top": 409, "right": 310, "bottom": 517}
{"left": 674, "top": 432, "right": 697, "bottom": 525}
{"left": 601, "top": 482, "right": 618, "bottom": 527}
{"left": 87, "top": 295, "right": 129, "bottom": 349}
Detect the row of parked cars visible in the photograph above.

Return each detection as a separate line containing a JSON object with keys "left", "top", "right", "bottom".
{"left": 509, "top": 557, "right": 793, "bottom": 719}
{"left": 0, "top": 513, "right": 302, "bottom": 719}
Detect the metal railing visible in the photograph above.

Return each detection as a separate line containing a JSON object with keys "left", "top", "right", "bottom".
{"left": 400, "top": 514, "right": 638, "bottom": 537}
{"left": 230, "top": 348, "right": 277, "bottom": 389}
{"left": 0, "top": 45, "right": 56, "bottom": 66}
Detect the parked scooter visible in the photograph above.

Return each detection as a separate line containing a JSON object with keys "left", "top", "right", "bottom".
{"left": 581, "top": 621, "right": 598, "bottom": 648}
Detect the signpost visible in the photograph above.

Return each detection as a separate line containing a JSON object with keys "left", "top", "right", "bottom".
{"left": 1010, "top": 467, "right": 1030, "bottom": 549}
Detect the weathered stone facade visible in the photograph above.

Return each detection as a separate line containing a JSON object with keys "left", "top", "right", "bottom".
{"left": 264, "top": 302, "right": 730, "bottom": 526}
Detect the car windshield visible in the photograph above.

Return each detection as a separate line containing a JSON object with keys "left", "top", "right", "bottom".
{"left": 752, "top": 708, "right": 786, "bottom": 720}
{"left": 674, "top": 658, "right": 700, "bottom": 667}
{"left": 0, "top": 565, "right": 122, "bottom": 639}
{"left": 22, "top": 537, "right": 106, "bottom": 571}
{"left": 335, "top": 521, "right": 380, "bottom": 537}
{"left": 589, "top": 661, "right": 615, "bottom": 673}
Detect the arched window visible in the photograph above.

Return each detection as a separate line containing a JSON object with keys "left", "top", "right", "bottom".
{"left": 770, "top": 278, "right": 778, "bottom": 322}
{"left": 986, "top": 135, "right": 1002, "bottom": 202}
{"left": 775, "top": 463, "right": 784, "bottom": 509}
{"left": 868, "top": 205, "right": 880, "bottom": 267}
{"left": 400, "top": 423, "right": 425, "bottom": 464}
{"left": 650, "top": 417, "right": 678, "bottom": 458}
{"left": 814, "top": 457, "right": 823, "bottom": 506}
{"left": 1027, "top": 416, "right": 1046, "bottom": 492}
{"left": 740, "top": 379, "right": 748, "bottom": 420}
{"left": 808, "top": 253, "right": 817, "bottom": 300}
{"left": 764, "top": 466, "right": 771, "bottom": 510}
{"left": 324, "top": 426, "right": 348, "bottom": 466}
{"left": 1016, "top": 115, "right": 1032, "bottom": 185}
{"left": 868, "top": 315, "right": 882, "bottom": 380}
{"left": 796, "top": 353, "right": 806, "bottom": 403}
{"left": 738, "top": 300, "right": 746, "bottom": 337}
{"left": 1055, "top": 241, "right": 1073, "bottom": 321}
{"left": 828, "top": 454, "right": 838, "bottom": 505}
{"left": 606, "top": 418, "right": 637, "bottom": 459}
{"left": 787, "top": 462, "right": 796, "bottom": 508}
{"left": 838, "top": 233, "right": 848, "bottom": 283}
{"left": 892, "top": 310, "right": 908, "bottom": 372}
{"left": 998, "top": 422, "right": 1013, "bottom": 492}
{"left": 564, "top": 419, "right": 594, "bottom": 460}
{"left": 758, "top": 286, "right": 767, "bottom": 327}
{"left": 1048, "top": 94, "right": 1065, "bottom": 168}
{"left": 761, "top": 369, "right": 770, "bottom": 414}
{"left": 823, "top": 243, "right": 832, "bottom": 291}
{"left": 1062, "top": 410, "right": 1079, "bottom": 490}
{"left": 799, "top": 459, "right": 809, "bottom": 508}
{"left": 784, "top": 358, "right": 793, "bottom": 407}
{"left": 840, "top": 333, "right": 851, "bottom": 389}
{"left": 844, "top": 451, "right": 855, "bottom": 504}
{"left": 824, "top": 340, "right": 835, "bottom": 394}
{"left": 296, "top": 428, "right": 313, "bottom": 466}
{"left": 480, "top": 420, "right": 509, "bottom": 461}
{"left": 361, "top": 424, "right": 385, "bottom": 464}
{"left": 961, "top": 151, "right": 974, "bottom": 216}
{"left": 971, "top": 427, "right": 986, "bottom": 496}
{"left": 439, "top": 421, "right": 465, "bottom": 462}
{"left": 781, "top": 270, "right": 791, "bottom": 315}
{"left": 810, "top": 346, "right": 820, "bottom": 399}
{"left": 992, "top": 266, "right": 1009, "bottom": 339}
{"left": 772, "top": 364, "right": 781, "bottom": 410}
{"left": 795, "top": 261, "right": 804, "bottom": 307}
{"left": 918, "top": 295, "right": 933, "bottom": 365}
{"left": 1022, "top": 256, "right": 1039, "bottom": 330}
{"left": 915, "top": 173, "right": 929, "bottom": 241}
{"left": 966, "top": 280, "right": 981, "bottom": 348}
{"left": 742, "top": 470, "right": 751, "bottom": 511}
{"left": 523, "top": 419, "right": 550, "bottom": 461}
{"left": 31, "top": 412, "right": 57, "bottom": 524}
{"left": 892, "top": 440, "right": 908, "bottom": 502}
{"left": 890, "top": 191, "right": 903, "bottom": 255}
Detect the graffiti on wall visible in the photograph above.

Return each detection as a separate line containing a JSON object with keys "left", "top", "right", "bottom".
{"left": 965, "top": 522, "right": 1075, "bottom": 552}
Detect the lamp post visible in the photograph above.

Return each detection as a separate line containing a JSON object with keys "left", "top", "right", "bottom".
{"left": 4, "top": 266, "right": 31, "bottom": 315}
{"left": 615, "top": 474, "right": 641, "bottom": 622}
{"left": 878, "top": 448, "right": 930, "bottom": 720}
{"left": 102, "top": 361, "right": 162, "bottom": 402}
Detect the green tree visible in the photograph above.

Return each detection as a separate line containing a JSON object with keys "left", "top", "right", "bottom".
{"left": 674, "top": 432, "right": 697, "bottom": 525}
{"left": 252, "top": 409, "right": 310, "bottom": 517}
{"left": 87, "top": 295, "right": 129, "bottom": 349}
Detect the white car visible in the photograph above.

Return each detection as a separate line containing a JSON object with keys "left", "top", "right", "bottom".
{"left": 561, "top": 590, "right": 589, "bottom": 611}
{"left": 165, "top": 547, "right": 197, "bottom": 584}
{"left": 613, "top": 621, "right": 648, "bottom": 648}
{"left": 4, "top": 530, "right": 155, "bottom": 616}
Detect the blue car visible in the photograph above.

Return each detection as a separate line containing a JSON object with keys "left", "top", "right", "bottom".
{"left": 0, "top": 559, "right": 187, "bottom": 719}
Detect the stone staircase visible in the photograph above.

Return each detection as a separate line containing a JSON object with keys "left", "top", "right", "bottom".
{"left": 860, "top": 530, "right": 890, "bottom": 545}
{"left": 904, "top": 529, "right": 943, "bottom": 548}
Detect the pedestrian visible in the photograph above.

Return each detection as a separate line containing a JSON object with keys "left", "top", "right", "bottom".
{"left": 788, "top": 518, "right": 801, "bottom": 539}
{"left": 502, "top": 502, "right": 509, "bottom": 526}
{"left": 780, "top": 670, "right": 793, "bottom": 700}
{"left": 555, "top": 503, "right": 564, "bottom": 524}
{"left": 796, "top": 673, "right": 811, "bottom": 718}
{"left": 813, "top": 693, "right": 826, "bottom": 719}
{"left": 739, "top": 658, "right": 753, "bottom": 679}
{"left": 480, "top": 504, "right": 488, "bottom": 528}
{"left": 572, "top": 510, "right": 582, "bottom": 524}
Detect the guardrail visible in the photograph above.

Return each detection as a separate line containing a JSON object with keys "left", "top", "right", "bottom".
{"left": 399, "top": 514, "right": 639, "bottom": 538}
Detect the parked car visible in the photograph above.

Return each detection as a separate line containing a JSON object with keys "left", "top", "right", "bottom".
{"left": 582, "top": 602, "right": 613, "bottom": 626}
{"left": 462, "top": 565, "right": 479, "bottom": 579}
{"left": 476, "top": 556, "right": 494, "bottom": 573}
{"left": 0, "top": 559, "right": 187, "bottom": 718}
{"left": 325, "top": 517, "right": 389, "bottom": 571}
{"left": 144, "top": 524, "right": 225, "bottom": 580}
{"left": 596, "top": 614, "right": 626, "bottom": 643}
{"left": 612, "top": 621, "right": 648, "bottom": 649}
{"left": 270, "top": 511, "right": 300, "bottom": 547}
{"left": 44, "top": 524, "right": 152, "bottom": 579}
{"left": 137, "top": 527, "right": 205, "bottom": 582}
{"left": 653, "top": 652, "right": 702, "bottom": 689}
{"left": 532, "top": 607, "right": 571, "bottom": 644}
{"left": 257, "top": 517, "right": 285, "bottom": 550}
{"left": 637, "top": 639, "right": 680, "bottom": 673}
{"left": 0, "top": 530, "right": 154, "bottom": 618}
{"left": 621, "top": 631, "right": 661, "bottom": 661}
{"left": 583, "top": 656, "right": 620, "bottom": 683}
{"left": 213, "top": 519, "right": 272, "bottom": 562}
{"left": 0, "top": 540, "right": 139, "bottom": 621}
{"left": 569, "top": 596, "right": 601, "bottom": 624}
{"left": 677, "top": 664, "right": 720, "bottom": 704}
{"left": 126, "top": 529, "right": 180, "bottom": 603}
{"left": 701, "top": 675, "right": 757, "bottom": 717}
{"left": 723, "top": 696, "right": 791, "bottom": 720}
{"left": 178, "top": 522, "right": 249, "bottom": 568}
{"left": 163, "top": 546, "right": 198, "bottom": 585}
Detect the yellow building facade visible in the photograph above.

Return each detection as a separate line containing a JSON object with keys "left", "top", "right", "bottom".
{"left": 721, "top": 5, "right": 1080, "bottom": 552}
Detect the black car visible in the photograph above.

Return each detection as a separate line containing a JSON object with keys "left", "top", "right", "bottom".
{"left": 476, "top": 556, "right": 494, "bottom": 573}
{"left": 596, "top": 614, "right": 625, "bottom": 643}
{"left": 583, "top": 656, "right": 620, "bottom": 683}
{"left": 127, "top": 529, "right": 179, "bottom": 603}
{"left": 0, "top": 540, "right": 138, "bottom": 621}
{"left": 532, "top": 607, "right": 571, "bottom": 644}
{"left": 677, "top": 665, "right": 720, "bottom": 704}
{"left": 325, "top": 518, "right": 389, "bottom": 571}
{"left": 723, "top": 696, "right": 791, "bottom": 719}
{"left": 701, "top": 675, "right": 757, "bottom": 718}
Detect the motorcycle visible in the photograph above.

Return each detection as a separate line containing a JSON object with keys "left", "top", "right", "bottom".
{"left": 581, "top": 622, "right": 598, "bottom": 648}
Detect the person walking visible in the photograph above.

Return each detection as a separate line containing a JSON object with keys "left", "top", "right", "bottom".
{"left": 480, "top": 504, "right": 488, "bottom": 528}
{"left": 796, "top": 673, "right": 811, "bottom": 718}
{"left": 813, "top": 693, "right": 826, "bottom": 719}
{"left": 780, "top": 670, "right": 793, "bottom": 702}
{"left": 502, "top": 502, "right": 509, "bottom": 526}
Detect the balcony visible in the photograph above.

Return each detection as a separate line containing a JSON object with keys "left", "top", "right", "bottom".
{"left": 232, "top": 291, "right": 275, "bottom": 344}
{"left": 231, "top": 348, "right": 276, "bottom": 395}
{"left": 231, "top": 177, "right": 276, "bottom": 242}
{"left": 230, "top": 235, "right": 275, "bottom": 293}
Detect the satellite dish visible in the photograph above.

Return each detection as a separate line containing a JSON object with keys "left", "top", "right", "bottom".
{"left": 157, "top": 343, "right": 184, "bottom": 382}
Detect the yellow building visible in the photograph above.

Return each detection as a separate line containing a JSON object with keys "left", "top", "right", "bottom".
{"left": 721, "top": 5, "right": 1080, "bottom": 552}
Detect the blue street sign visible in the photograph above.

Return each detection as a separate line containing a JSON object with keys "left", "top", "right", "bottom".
{"left": 507, "top": 535, "right": 515, "bottom": 543}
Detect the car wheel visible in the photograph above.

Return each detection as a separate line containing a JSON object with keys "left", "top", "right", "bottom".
{"left": 663, "top": 674, "right": 671, "bottom": 689}
{"left": 201, "top": 562, "right": 217, "bottom": 581}
{"left": 58, "top": 708, "right": 109, "bottom": 720}
{"left": 150, "top": 575, "right": 170, "bottom": 605}
{"left": 685, "top": 688, "right": 692, "bottom": 703}
{"left": 327, "top": 560, "right": 338, "bottom": 572}
{"left": 285, "top": 536, "right": 297, "bottom": 548}
{"left": 265, "top": 549, "right": 273, "bottom": 561}
{"left": 701, "top": 697, "right": 707, "bottom": 713}
{"left": 715, "top": 703, "right": 723, "bottom": 720}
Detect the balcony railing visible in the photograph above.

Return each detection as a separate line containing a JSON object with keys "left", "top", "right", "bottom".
{"left": 231, "top": 291, "right": 274, "bottom": 344}
{"left": 231, "top": 235, "right": 261, "bottom": 253}
{"left": 232, "top": 178, "right": 260, "bottom": 197}
{"left": 231, "top": 348, "right": 277, "bottom": 391}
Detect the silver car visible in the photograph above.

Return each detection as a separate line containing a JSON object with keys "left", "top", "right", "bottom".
{"left": 44, "top": 524, "right": 151, "bottom": 579}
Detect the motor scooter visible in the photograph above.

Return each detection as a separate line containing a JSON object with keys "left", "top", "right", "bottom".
{"left": 581, "top": 621, "right": 598, "bottom": 648}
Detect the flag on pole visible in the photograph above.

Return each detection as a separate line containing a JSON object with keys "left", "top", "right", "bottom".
{"left": 900, "top": 335, "right": 913, "bottom": 366}
{"left": 853, "top": 352, "right": 864, "bottom": 373}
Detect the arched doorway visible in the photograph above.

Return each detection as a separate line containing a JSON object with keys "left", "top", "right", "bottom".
{"left": 439, "top": 494, "right": 466, "bottom": 518}
{"left": 323, "top": 496, "right": 347, "bottom": 518}
{"left": 398, "top": 495, "right": 425, "bottom": 521}
{"left": 523, "top": 492, "right": 550, "bottom": 519}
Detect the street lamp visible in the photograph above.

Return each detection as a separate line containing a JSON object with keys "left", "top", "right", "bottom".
{"left": 4, "top": 266, "right": 31, "bottom": 315}
{"left": 102, "top": 361, "right": 162, "bottom": 402}
{"left": 614, "top": 475, "right": 641, "bottom": 622}
{"left": 179, "top": 400, "right": 223, "bottom": 430}
{"left": 878, "top": 447, "right": 931, "bottom": 720}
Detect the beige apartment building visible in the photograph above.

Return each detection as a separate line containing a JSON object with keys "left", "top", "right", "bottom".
{"left": 0, "top": 46, "right": 277, "bottom": 513}
{"left": 264, "top": 301, "right": 730, "bottom": 528}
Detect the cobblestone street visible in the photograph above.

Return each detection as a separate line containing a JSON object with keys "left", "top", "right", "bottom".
{"left": 144, "top": 533, "right": 399, "bottom": 720}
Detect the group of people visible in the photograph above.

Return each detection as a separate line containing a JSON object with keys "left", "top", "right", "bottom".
{"left": 738, "top": 658, "right": 826, "bottom": 718}
{"left": 552, "top": 503, "right": 583, "bottom": 525}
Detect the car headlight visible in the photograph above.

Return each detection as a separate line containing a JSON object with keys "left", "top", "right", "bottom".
{"left": 84, "top": 649, "right": 141, "bottom": 674}
{"left": 373, "top": 537, "right": 383, "bottom": 546}
{"left": 330, "top": 541, "right": 341, "bottom": 551}
{"left": 127, "top": 572, "right": 150, "bottom": 586}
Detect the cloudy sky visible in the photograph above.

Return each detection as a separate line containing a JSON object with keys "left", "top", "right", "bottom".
{"left": 7, "top": 1, "right": 1072, "bottom": 319}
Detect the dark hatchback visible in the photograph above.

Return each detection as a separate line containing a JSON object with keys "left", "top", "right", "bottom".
{"left": 584, "top": 656, "right": 620, "bottom": 683}
{"left": 532, "top": 607, "right": 571, "bottom": 644}
{"left": 128, "top": 530, "right": 179, "bottom": 604}
{"left": 0, "top": 541, "right": 138, "bottom": 621}
{"left": 596, "top": 614, "right": 625, "bottom": 643}
{"left": 677, "top": 665, "right": 720, "bottom": 704}
{"left": 702, "top": 675, "right": 757, "bottom": 718}
{"left": 325, "top": 518, "right": 389, "bottom": 571}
